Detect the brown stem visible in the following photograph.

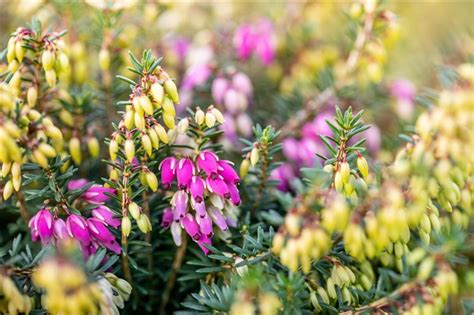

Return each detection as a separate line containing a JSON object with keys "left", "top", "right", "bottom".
{"left": 251, "top": 143, "right": 269, "bottom": 212}
{"left": 159, "top": 235, "right": 188, "bottom": 315}
{"left": 15, "top": 190, "right": 29, "bottom": 223}
{"left": 121, "top": 234, "right": 138, "bottom": 303}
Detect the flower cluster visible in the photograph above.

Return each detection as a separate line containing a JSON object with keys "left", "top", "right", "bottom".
{"left": 32, "top": 257, "right": 131, "bottom": 314}
{"left": 28, "top": 179, "right": 121, "bottom": 258}
{"left": 0, "top": 273, "right": 34, "bottom": 314}
{"left": 160, "top": 150, "right": 241, "bottom": 253}
{"left": 212, "top": 70, "right": 253, "bottom": 144}
{"left": 234, "top": 19, "right": 276, "bottom": 65}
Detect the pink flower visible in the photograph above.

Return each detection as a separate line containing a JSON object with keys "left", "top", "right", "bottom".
{"left": 282, "top": 138, "right": 300, "bottom": 162}
{"left": 189, "top": 176, "right": 205, "bottom": 203}
{"left": 211, "top": 77, "right": 229, "bottom": 104}
{"left": 233, "top": 19, "right": 275, "bottom": 65}
{"left": 161, "top": 208, "right": 174, "bottom": 228}
{"left": 208, "top": 207, "right": 228, "bottom": 231}
{"left": 218, "top": 160, "right": 240, "bottom": 184}
{"left": 53, "top": 218, "right": 68, "bottom": 240}
{"left": 227, "top": 183, "right": 241, "bottom": 206}
{"left": 197, "top": 235, "right": 212, "bottom": 255}
{"left": 159, "top": 157, "right": 177, "bottom": 189}
{"left": 91, "top": 205, "right": 120, "bottom": 228}
{"left": 173, "top": 38, "right": 190, "bottom": 62}
{"left": 192, "top": 199, "right": 207, "bottom": 218}
{"left": 182, "top": 214, "right": 201, "bottom": 240}
{"left": 232, "top": 72, "right": 253, "bottom": 97}
{"left": 196, "top": 214, "right": 213, "bottom": 238}
{"left": 66, "top": 214, "right": 90, "bottom": 245}
{"left": 181, "top": 63, "right": 212, "bottom": 91}
{"left": 171, "top": 190, "right": 188, "bottom": 220}
{"left": 207, "top": 176, "right": 230, "bottom": 198}
{"left": 389, "top": 79, "right": 416, "bottom": 120}
{"left": 67, "top": 179, "right": 115, "bottom": 204}
{"left": 176, "top": 158, "right": 194, "bottom": 189}
{"left": 29, "top": 208, "right": 54, "bottom": 244}
{"left": 197, "top": 151, "right": 219, "bottom": 176}
{"left": 270, "top": 163, "right": 296, "bottom": 192}
{"left": 87, "top": 218, "right": 121, "bottom": 254}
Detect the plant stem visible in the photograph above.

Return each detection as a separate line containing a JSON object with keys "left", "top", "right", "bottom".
{"left": 15, "top": 190, "right": 29, "bottom": 223}
{"left": 142, "top": 191, "right": 154, "bottom": 276}
{"left": 159, "top": 235, "right": 188, "bottom": 315}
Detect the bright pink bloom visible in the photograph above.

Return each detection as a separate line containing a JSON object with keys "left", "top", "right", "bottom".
{"left": 232, "top": 72, "right": 253, "bottom": 97}
{"left": 192, "top": 200, "right": 207, "bottom": 218}
{"left": 227, "top": 183, "right": 241, "bottom": 206}
{"left": 196, "top": 214, "right": 213, "bottom": 238}
{"left": 197, "top": 235, "right": 212, "bottom": 255}
{"left": 233, "top": 19, "right": 275, "bottom": 65}
{"left": 270, "top": 163, "right": 296, "bottom": 192}
{"left": 189, "top": 176, "right": 205, "bottom": 203}
{"left": 182, "top": 214, "right": 201, "bottom": 240}
{"left": 87, "top": 218, "right": 121, "bottom": 254}
{"left": 66, "top": 214, "right": 90, "bottom": 245}
{"left": 29, "top": 208, "right": 54, "bottom": 244}
{"left": 197, "top": 151, "right": 219, "bottom": 176}
{"left": 161, "top": 208, "right": 174, "bottom": 228}
{"left": 171, "top": 190, "right": 188, "bottom": 220}
{"left": 91, "top": 205, "right": 120, "bottom": 228}
{"left": 208, "top": 207, "right": 228, "bottom": 231}
{"left": 67, "top": 179, "right": 89, "bottom": 190}
{"left": 218, "top": 160, "right": 240, "bottom": 184}
{"left": 207, "top": 176, "right": 230, "bottom": 198}
{"left": 181, "top": 63, "right": 212, "bottom": 91}
{"left": 176, "top": 158, "right": 194, "bottom": 189}
{"left": 159, "top": 157, "right": 177, "bottom": 189}
{"left": 67, "top": 179, "right": 115, "bottom": 204}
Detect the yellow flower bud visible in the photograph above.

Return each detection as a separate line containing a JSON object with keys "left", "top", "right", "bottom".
{"left": 3, "top": 180, "right": 14, "bottom": 200}
{"left": 137, "top": 214, "right": 152, "bottom": 233}
{"left": 177, "top": 118, "right": 189, "bottom": 134}
{"left": 163, "top": 112, "right": 175, "bottom": 129}
{"left": 87, "top": 137, "right": 100, "bottom": 158}
{"left": 42, "top": 50, "right": 55, "bottom": 71}
{"left": 27, "top": 86, "right": 38, "bottom": 107}
{"left": 122, "top": 216, "right": 132, "bottom": 237}
{"left": 162, "top": 97, "right": 176, "bottom": 116}
{"left": 7, "top": 37, "right": 16, "bottom": 63}
{"left": 123, "top": 107, "right": 134, "bottom": 130}
{"left": 205, "top": 112, "right": 216, "bottom": 128}
{"left": 340, "top": 162, "right": 350, "bottom": 183}
{"left": 59, "top": 109, "right": 74, "bottom": 127}
{"left": 69, "top": 137, "right": 82, "bottom": 165}
{"left": 1, "top": 162, "right": 12, "bottom": 177}
{"left": 417, "top": 257, "right": 434, "bottom": 280}
{"left": 7, "top": 60, "right": 19, "bottom": 73}
{"left": 15, "top": 41, "right": 24, "bottom": 62}
{"left": 154, "top": 124, "right": 168, "bottom": 143}
{"left": 139, "top": 95, "right": 154, "bottom": 115}
{"left": 146, "top": 171, "right": 158, "bottom": 192}
{"left": 141, "top": 134, "right": 152, "bottom": 156}
{"left": 272, "top": 233, "right": 285, "bottom": 255}
{"left": 128, "top": 202, "right": 141, "bottom": 220}
{"left": 45, "top": 125, "right": 63, "bottom": 140}
{"left": 195, "top": 108, "right": 205, "bottom": 125}
{"left": 164, "top": 79, "right": 179, "bottom": 103}
{"left": 45, "top": 69, "right": 57, "bottom": 87}
{"left": 134, "top": 111, "right": 146, "bottom": 129}
{"left": 250, "top": 147, "right": 259, "bottom": 166}
{"left": 150, "top": 83, "right": 164, "bottom": 105}
{"left": 57, "top": 52, "right": 69, "bottom": 73}
{"left": 240, "top": 159, "right": 250, "bottom": 178}
{"left": 334, "top": 171, "right": 343, "bottom": 191}
{"left": 124, "top": 139, "right": 135, "bottom": 162}
{"left": 357, "top": 155, "right": 369, "bottom": 178}
{"left": 148, "top": 129, "right": 160, "bottom": 149}
{"left": 109, "top": 139, "right": 119, "bottom": 161}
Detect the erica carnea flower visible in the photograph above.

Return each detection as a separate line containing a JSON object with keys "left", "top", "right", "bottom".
{"left": 160, "top": 150, "right": 240, "bottom": 254}
{"left": 233, "top": 19, "right": 276, "bottom": 65}
{"left": 29, "top": 208, "right": 54, "bottom": 245}
{"left": 389, "top": 79, "right": 416, "bottom": 120}
{"left": 68, "top": 179, "right": 116, "bottom": 204}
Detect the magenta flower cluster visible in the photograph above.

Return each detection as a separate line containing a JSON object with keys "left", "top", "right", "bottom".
{"left": 159, "top": 151, "right": 240, "bottom": 254}
{"left": 233, "top": 19, "right": 276, "bottom": 65}
{"left": 212, "top": 71, "right": 253, "bottom": 144}
{"left": 28, "top": 180, "right": 121, "bottom": 258}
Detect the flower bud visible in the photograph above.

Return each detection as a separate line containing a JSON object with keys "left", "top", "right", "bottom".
{"left": 357, "top": 155, "right": 369, "bottom": 178}
{"left": 148, "top": 128, "right": 160, "bottom": 149}
{"left": 3, "top": 180, "right": 14, "bottom": 200}
{"left": 139, "top": 95, "right": 154, "bottom": 115}
{"left": 137, "top": 214, "right": 152, "bottom": 233}
{"left": 32, "top": 150, "right": 48, "bottom": 168}
{"left": 240, "top": 159, "right": 250, "bottom": 178}
{"left": 334, "top": 171, "right": 343, "bottom": 191}
{"left": 98, "top": 48, "right": 110, "bottom": 71}
{"left": 417, "top": 257, "right": 434, "bottom": 280}
{"left": 87, "top": 137, "right": 100, "bottom": 158}
{"left": 141, "top": 134, "right": 152, "bottom": 156}
{"left": 210, "top": 108, "right": 225, "bottom": 124}
{"left": 205, "top": 112, "right": 216, "bottom": 128}
{"left": 128, "top": 202, "right": 141, "bottom": 220}
{"left": 1, "top": 162, "right": 12, "bottom": 177}
{"left": 109, "top": 139, "right": 119, "bottom": 160}
{"left": 340, "top": 162, "right": 350, "bottom": 183}
{"left": 7, "top": 37, "right": 15, "bottom": 63}
{"left": 153, "top": 124, "right": 168, "bottom": 144}
{"left": 45, "top": 125, "right": 63, "bottom": 140}
{"left": 27, "top": 86, "right": 38, "bottom": 107}
{"left": 250, "top": 147, "right": 259, "bottom": 166}
{"left": 272, "top": 233, "right": 285, "bottom": 254}
{"left": 124, "top": 139, "right": 135, "bottom": 162}
{"left": 45, "top": 69, "right": 57, "bottom": 87}
{"left": 134, "top": 111, "right": 146, "bottom": 129}
{"left": 177, "top": 118, "right": 189, "bottom": 134}
{"left": 146, "top": 171, "right": 158, "bottom": 192}
{"left": 163, "top": 112, "right": 175, "bottom": 129}
{"left": 150, "top": 83, "right": 164, "bottom": 105}
{"left": 195, "top": 108, "right": 205, "bottom": 125}
{"left": 164, "top": 79, "right": 179, "bottom": 103}
{"left": 162, "top": 97, "right": 176, "bottom": 116}
{"left": 123, "top": 107, "right": 134, "bottom": 130}
{"left": 69, "top": 137, "right": 82, "bottom": 165}
{"left": 57, "top": 52, "right": 70, "bottom": 73}
{"left": 122, "top": 216, "right": 132, "bottom": 237}
{"left": 42, "top": 50, "right": 55, "bottom": 71}
{"left": 15, "top": 41, "right": 24, "bottom": 62}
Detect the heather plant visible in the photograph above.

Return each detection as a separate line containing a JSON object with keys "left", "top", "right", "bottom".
{"left": 0, "top": 1, "right": 473, "bottom": 315}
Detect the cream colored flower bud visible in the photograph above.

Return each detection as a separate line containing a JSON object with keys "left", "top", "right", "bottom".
{"left": 210, "top": 108, "right": 225, "bottom": 124}
{"left": 417, "top": 257, "right": 434, "bottom": 280}
{"left": 285, "top": 213, "right": 300, "bottom": 237}
{"left": 134, "top": 111, "right": 146, "bottom": 129}
{"left": 109, "top": 139, "right": 119, "bottom": 160}
{"left": 1, "top": 162, "right": 12, "bottom": 177}
{"left": 87, "top": 137, "right": 100, "bottom": 158}
{"left": 141, "top": 134, "right": 152, "bottom": 156}
{"left": 250, "top": 147, "right": 259, "bottom": 166}
{"left": 123, "top": 107, "right": 134, "bottom": 130}
{"left": 150, "top": 83, "right": 164, "bottom": 105}
{"left": 32, "top": 150, "right": 48, "bottom": 168}
{"left": 162, "top": 97, "right": 176, "bottom": 116}
{"left": 57, "top": 52, "right": 70, "bottom": 73}
{"left": 15, "top": 41, "right": 24, "bottom": 62}
{"left": 59, "top": 109, "right": 74, "bottom": 127}
{"left": 334, "top": 171, "right": 343, "bottom": 191}
{"left": 240, "top": 159, "right": 250, "bottom": 178}
{"left": 177, "top": 118, "right": 189, "bottom": 134}
{"left": 146, "top": 172, "right": 158, "bottom": 192}
{"left": 137, "top": 214, "right": 152, "bottom": 233}
{"left": 122, "top": 216, "right": 132, "bottom": 237}
{"left": 42, "top": 50, "right": 55, "bottom": 71}
{"left": 154, "top": 124, "right": 168, "bottom": 143}
{"left": 139, "top": 95, "right": 154, "bottom": 115}
{"left": 357, "top": 155, "right": 369, "bottom": 178}
{"left": 148, "top": 128, "right": 159, "bottom": 149}
{"left": 3, "top": 180, "right": 14, "bottom": 200}
{"left": 45, "top": 69, "right": 57, "bottom": 87}
{"left": 340, "top": 162, "right": 350, "bottom": 183}
{"left": 27, "top": 86, "right": 38, "bottom": 107}
{"left": 272, "top": 233, "right": 285, "bottom": 255}
{"left": 164, "top": 79, "right": 179, "bottom": 103}
{"left": 205, "top": 112, "right": 216, "bottom": 128}
{"left": 195, "top": 108, "right": 205, "bottom": 125}
{"left": 98, "top": 48, "right": 110, "bottom": 71}
{"left": 69, "top": 137, "right": 82, "bottom": 165}
{"left": 163, "top": 112, "right": 175, "bottom": 129}
{"left": 124, "top": 139, "right": 135, "bottom": 162}
{"left": 7, "top": 37, "right": 16, "bottom": 63}
{"left": 128, "top": 202, "right": 141, "bottom": 220}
